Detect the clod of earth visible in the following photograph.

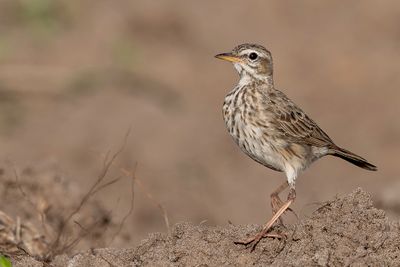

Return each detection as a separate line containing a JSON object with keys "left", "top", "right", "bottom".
{"left": 10, "top": 188, "right": 400, "bottom": 266}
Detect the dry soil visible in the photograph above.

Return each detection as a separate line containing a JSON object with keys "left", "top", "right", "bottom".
{"left": 9, "top": 188, "right": 400, "bottom": 266}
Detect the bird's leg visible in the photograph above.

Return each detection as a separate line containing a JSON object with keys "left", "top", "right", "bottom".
{"left": 271, "top": 182, "right": 297, "bottom": 224}
{"left": 271, "top": 181, "right": 289, "bottom": 217}
{"left": 235, "top": 188, "right": 296, "bottom": 251}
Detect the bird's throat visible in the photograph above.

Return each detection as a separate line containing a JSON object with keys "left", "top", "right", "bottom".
{"left": 238, "top": 71, "right": 274, "bottom": 88}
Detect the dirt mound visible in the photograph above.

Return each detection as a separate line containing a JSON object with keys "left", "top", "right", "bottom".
{"left": 10, "top": 188, "right": 400, "bottom": 266}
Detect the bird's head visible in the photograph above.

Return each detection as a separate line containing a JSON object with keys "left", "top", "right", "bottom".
{"left": 215, "top": 43, "right": 273, "bottom": 83}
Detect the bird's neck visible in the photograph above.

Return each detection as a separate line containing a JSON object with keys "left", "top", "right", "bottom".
{"left": 238, "top": 71, "right": 274, "bottom": 89}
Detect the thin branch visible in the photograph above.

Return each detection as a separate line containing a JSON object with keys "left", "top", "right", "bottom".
{"left": 118, "top": 165, "right": 170, "bottom": 234}
{"left": 93, "top": 149, "right": 171, "bottom": 234}
{"left": 73, "top": 220, "right": 89, "bottom": 233}
{"left": 92, "top": 176, "right": 123, "bottom": 195}
{"left": 47, "top": 128, "right": 131, "bottom": 258}
{"left": 109, "top": 163, "right": 137, "bottom": 245}
{"left": 62, "top": 218, "right": 103, "bottom": 254}
{"left": 13, "top": 167, "right": 50, "bottom": 237}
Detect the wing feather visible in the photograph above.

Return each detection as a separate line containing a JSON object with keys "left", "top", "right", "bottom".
{"left": 266, "top": 90, "right": 335, "bottom": 147}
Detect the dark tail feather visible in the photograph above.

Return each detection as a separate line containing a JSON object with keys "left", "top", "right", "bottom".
{"left": 329, "top": 146, "right": 377, "bottom": 171}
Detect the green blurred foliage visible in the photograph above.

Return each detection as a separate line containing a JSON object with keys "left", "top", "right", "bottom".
{"left": 1, "top": 0, "right": 72, "bottom": 39}
{"left": 0, "top": 87, "right": 24, "bottom": 136}
{"left": 0, "top": 38, "right": 11, "bottom": 63}
{"left": 112, "top": 38, "right": 139, "bottom": 71}
{"left": 18, "top": 0, "right": 65, "bottom": 36}
{"left": 0, "top": 255, "right": 12, "bottom": 267}
{"left": 66, "top": 71, "right": 102, "bottom": 98}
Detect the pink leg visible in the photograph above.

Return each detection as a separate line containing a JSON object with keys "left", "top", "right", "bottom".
{"left": 271, "top": 182, "right": 297, "bottom": 223}
{"left": 235, "top": 188, "right": 296, "bottom": 251}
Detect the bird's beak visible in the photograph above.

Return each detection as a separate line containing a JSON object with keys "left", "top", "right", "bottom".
{"left": 215, "top": 53, "right": 242, "bottom": 63}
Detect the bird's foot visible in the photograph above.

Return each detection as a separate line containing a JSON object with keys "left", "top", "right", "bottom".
{"left": 235, "top": 197, "right": 294, "bottom": 251}
{"left": 234, "top": 230, "right": 283, "bottom": 251}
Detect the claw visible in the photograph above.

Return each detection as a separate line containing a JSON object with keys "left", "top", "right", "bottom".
{"left": 235, "top": 195, "right": 294, "bottom": 251}
{"left": 234, "top": 232, "right": 282, "bottom": 251}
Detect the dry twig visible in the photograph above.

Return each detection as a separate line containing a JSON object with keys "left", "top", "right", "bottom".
{"left": 13, "top": 167, "right": 50, "bottom": 238}
{"left": 46, "top": 129, "right": 131, "bottom": 259}
{"left": 109, "top": 163, "right": 137, "bottom": 245}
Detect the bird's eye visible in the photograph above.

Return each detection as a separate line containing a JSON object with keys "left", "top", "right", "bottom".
{"left": 248, "top": 52, "right": 258, "bottom": 60}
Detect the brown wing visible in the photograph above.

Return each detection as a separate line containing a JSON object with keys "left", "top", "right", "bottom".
{"left": 268, "top": 90, "right": 335, "bottom": 147}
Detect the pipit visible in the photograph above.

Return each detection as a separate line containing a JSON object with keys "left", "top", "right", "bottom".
{"left": 215, "top": 43, "right": 377, "bottom": 250}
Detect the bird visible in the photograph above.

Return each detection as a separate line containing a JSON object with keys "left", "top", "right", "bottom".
{"left": 215, "top": 43, "right": 377, "bottom": 250}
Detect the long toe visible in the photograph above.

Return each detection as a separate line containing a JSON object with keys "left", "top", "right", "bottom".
{"left": 234, "top": 231, "right": 264, "bottom": 251}
{"left": 237, "top": 196, "right": 295, "bottom": 251}
{"left": 234, "top": 231, "right": 282, "bottom": 251}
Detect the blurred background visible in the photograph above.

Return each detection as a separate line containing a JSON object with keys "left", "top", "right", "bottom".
{"left": 0, "top": 0, "right": 399, "bottom": 248}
